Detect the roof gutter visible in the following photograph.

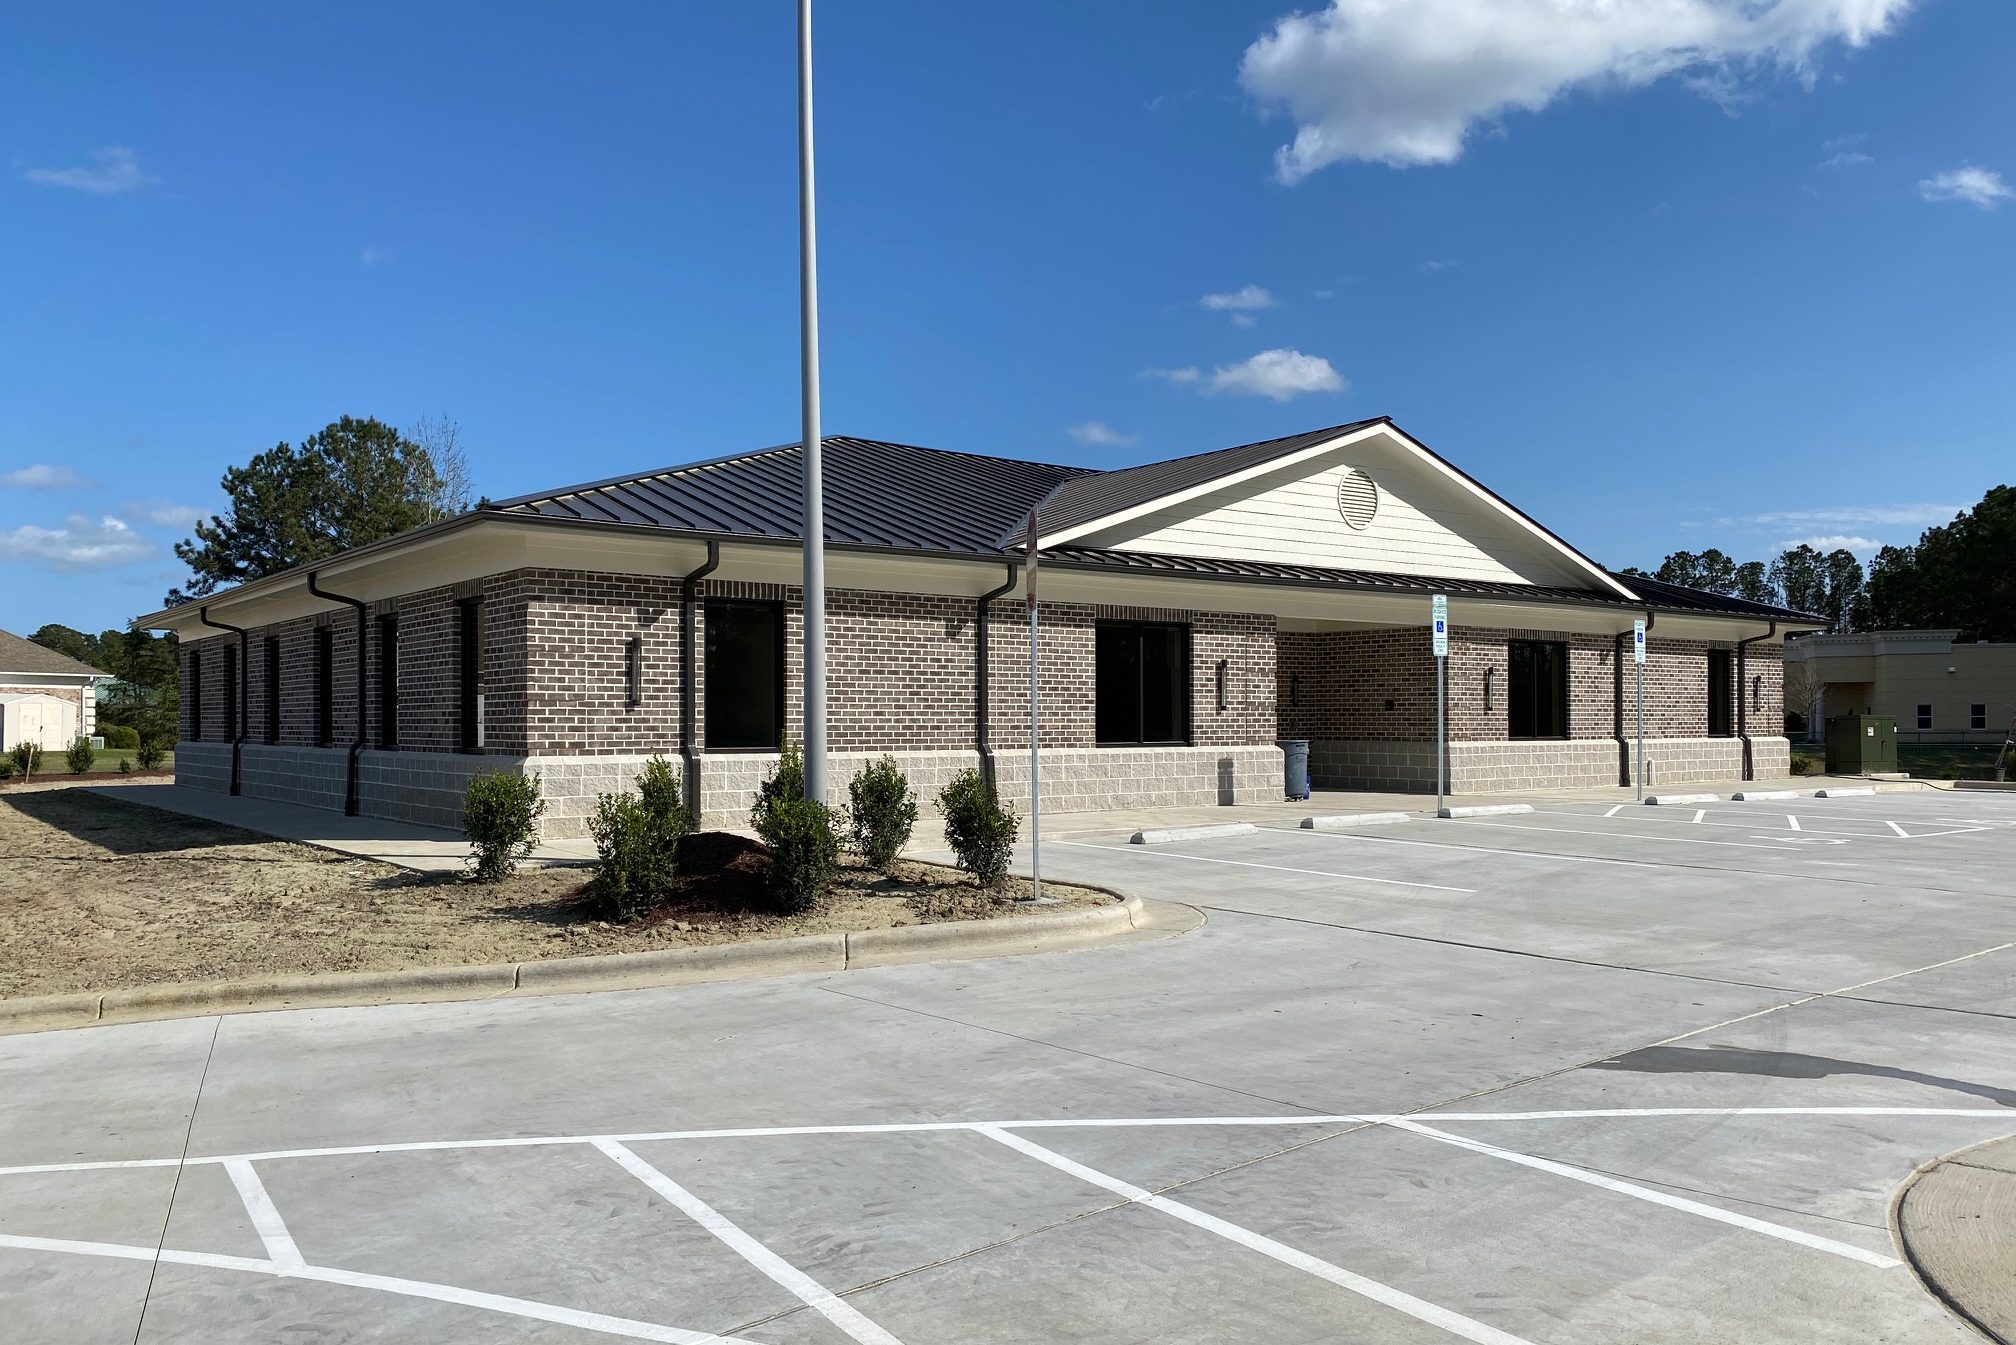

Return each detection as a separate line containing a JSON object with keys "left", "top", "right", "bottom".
{"left": 974, "top": 562, "right": 1020, "bottom": 789}
{"left": 679, "top": 540, "right": 722, "bottom": 818}
{"left": 196, "top": 606, "right": 249, "bottom": 796}
{"left": 1736, "top": 619, "right": 1778, "bottom": 781}
{"left": 306, "top": 571, "right": 369, "bottom": 817}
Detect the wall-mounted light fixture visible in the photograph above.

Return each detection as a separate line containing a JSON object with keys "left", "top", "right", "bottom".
{"left": 1751, "top": 674, "right": 1762, "bottom": 711}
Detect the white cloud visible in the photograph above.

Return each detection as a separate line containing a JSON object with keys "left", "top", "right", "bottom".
{"left": 23, "top": 147, "right": 158, "bottom": 195}
{"left": 1, "top": 464, "right": 87, "bottom": 489}
{"left": 1201, "top": 284, "right": 1278, "bottom": 312}
{"left": 1141, "top": 366, "right": 1203, "bottom": 384}
{"left": 1780, "top": 533, "right": 1883, "bottom": 553}
{"left": 0, "top": 514, "right": 156, "bottom": 571}
{"left": 1819, "top": 150, "right": 1873, "bottom": 169}
{"left": 1418, "top": 259, "right": 1458, "bottom": 273}
{"left": 1239, "top": 0, "right": 1920, "bottom": 180}
{"left": 360, "top": 244, "right": 389, "bottom": 266}
{"left": 1067, "top": 421, "right": 1135, "bottom": 447}
{"left": 1740, "top": 504, "right": 1961, "bottom": 529}
{"left": 1231, "top": 313, "right": 1258, "bottom": 328}
{"left": 123, "top": 499, "right": 209, "bottom": 529}
{"left": 1205, "top": 349, "right": 1348, "bottom": 401}
{"left": 1919, "top": 165, "right": 2013, "bottom": 209}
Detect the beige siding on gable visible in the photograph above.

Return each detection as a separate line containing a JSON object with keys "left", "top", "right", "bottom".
{"left": 1077, "top": 445, "right": 1592, "bottom": 587}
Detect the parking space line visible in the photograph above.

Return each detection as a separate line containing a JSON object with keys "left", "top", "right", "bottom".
{"left": 1450, "top": 818, "right": 1840, "bottom": 852}
{"left": 594, "top": 1138, "right": 905, "bottom": 1345}
{"left": 1603, "top": 804, "right": 1627, "bottom": 817}
{"left": 1275, "top": 827, "right": 1666, "bottom": 869}
{"left": 974, "top": 1126, "right": 1536, "bottom": 1345}
{"left": 0, "top": 1232, "right": 754, "bottom": 1344}
{"left": 223, "top": 1158, "right": 304, "bottom": 1270}
{"left": 1787, "top": 814, "right": 1800, "bottom": 831}
{"left": 1886, "top": 821, "right": 1910, "bottom": 838}
{"left": 1051, "top": 839, "right": 1477, "bottom": 893}
{"left": 1378, "top": 1119, "right": 1901, "bottom": 1268}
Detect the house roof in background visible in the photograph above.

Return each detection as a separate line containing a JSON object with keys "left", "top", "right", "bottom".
{"left": 0, "top": 628, "right": 108, "bottom": 678}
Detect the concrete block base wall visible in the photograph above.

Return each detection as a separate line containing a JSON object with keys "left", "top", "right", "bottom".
{"left": 1308, "top": 735, "right": 1794, "bottom": 793}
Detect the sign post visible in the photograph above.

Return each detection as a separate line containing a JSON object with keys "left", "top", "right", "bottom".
{"left": 1432, "top": 595, "right": 1448, "bottom": 815}
{"left": 1025, "top": 513, "right": 1041, "bottom": 901}
{"left": 1632, "top": 618, "right": 1647, "bottom": 802}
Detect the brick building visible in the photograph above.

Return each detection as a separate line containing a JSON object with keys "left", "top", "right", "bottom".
{"left": 0, "top": 628, "right": 108, "bottom": 752}
{"left": 138, "top": 419, "right": 1819, "bottom": 835}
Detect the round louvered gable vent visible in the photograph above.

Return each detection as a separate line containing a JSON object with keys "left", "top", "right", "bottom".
{"left": 1335, "top": 468, "right": 1378, "bottom": 530}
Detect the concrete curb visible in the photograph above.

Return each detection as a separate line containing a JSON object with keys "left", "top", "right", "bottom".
{"left": 1730, "top": 789, "right": 1800, "bottom": 802}
{"left": 1956, "top": 780, "right": 2016, "bottom": 792}
{"left": 1815, "top": 787, "right": 1877, "bottom": 798}
{"left": 1129, "top": 823, "right": 1259, "bottom": 845}
{"left": 1299, "top": 812, "right": 1412, "bottom": 830}
{"left": 1644, "top": 793, "right": 1720, "bottom": 806}
{"left": 1892, "top": 1133, "right": 2016, "bottom": 1344}
{"left": 1436, "top": 804, "right": 1534, "bottom": 819}
{"left": 0, "top": 891, "right": 1153, "bottom": 1038}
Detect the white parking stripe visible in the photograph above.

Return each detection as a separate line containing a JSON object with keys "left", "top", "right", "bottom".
{"left": 223, "top": 1158, "right": 304, "bottom": 1270}
{"left": 1886, "top": 821, "right": 1910, "bottom": 838}
{"left": 0, "top": 1233, "right": 753, "bottom": 1344}
{"left": 1448, "top": 818, "right": 1814, "bottom": 852}
{"left": 1379, "top": 1119, "right": 1901, "bottom": 1268}
{"left": 1787, "top": 814, "right": 1801, "bottom": 831}
{"left": 975, "top": 1126, "right": 1537, "bottom": 1345}
{"left": 1051, "top": 839, "right": 1476, "bottom": 893}
{"left": 594, "top": 1139, "right": 905, "bottom": 1345}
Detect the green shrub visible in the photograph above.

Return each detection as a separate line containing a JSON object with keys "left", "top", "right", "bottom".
{"left": 64, "top": 737, "right": 97, "bottom": 774}
{"left": 101, "top": 724, "right": 140, "bottom": 750}
{"left": 938, "top": 769, "right": 1018, "bottom": 888}
{"left": 117, "top": 757, "right": 132, "bottom": 774}
{"left": 136, "top": 738, "right": 165, "bottom": 770}
{"left": 588, "top": 756, "right": 690, "bottom": 921}
{"left": 463, "top": 770, "right": 545, "bottom": 882}
{"left": 1789, "top": 749, "right": 1822, "bottom": 776}
{"left": 847, "top": 756, "right": 917, "bottom": 871}
{"left": 10, "top": 742, "right": 42, "bottom": 779}
{"left": 750, "top": 739, "right": 806, "bottom": 831}
{"left": 758, "top": 794, "right": 840, "bottom": 915}
{"left": 0, "top": 758, "right": 14, "bottom": 780}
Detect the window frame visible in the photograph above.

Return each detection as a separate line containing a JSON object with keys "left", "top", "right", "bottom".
{"left": 1094, "top": 619, "right": 1193, "bottom": 748}
{"left": 189, "top": 647, "right": 203, "bottom": 741}
{"left": 703, "top": 599, "right": 787, "bottom": 752}
{"left": 1706, "top": 650, "right": 1734, "bottom": 738}
{"left": 377, "top": 615, "right": 399, "bottom": 749}
{"left": 1917, "top": 704, "right": 1933, "bottom": 731}
{"left": 457, "top": 598, "right": 485, "bottom": 754}
{"left": 222, "top": 644, "right": 239, "bottom": 742}
{"left": 1972, "top": 704, "right": 1988, "bottom": 731}
{"left": 1506, "top": 639, "right": 1570, "bottom": 741}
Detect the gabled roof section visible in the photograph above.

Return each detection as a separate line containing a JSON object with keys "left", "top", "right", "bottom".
{"left": 1022, "top": 418, "right": 1388, "bottom": 543}
{"left": 0, "top": 628, "right": 108, "bottom": 678}
{"left": 487, "top": 436, "right": 1091, "bottom": 555}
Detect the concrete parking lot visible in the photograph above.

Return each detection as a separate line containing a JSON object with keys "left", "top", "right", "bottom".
{"left": 3, "top": 787, "right": 2013, "bottom": 1343}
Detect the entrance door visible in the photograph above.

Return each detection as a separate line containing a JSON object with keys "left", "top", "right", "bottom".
{"left": 1707, "top": 650, "right": 1734, "bottom": 736}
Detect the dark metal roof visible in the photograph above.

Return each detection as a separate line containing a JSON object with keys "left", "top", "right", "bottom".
{"left": 1025, "top": 418, "right": 1389, "bottom": 541}
{"left": 1604, "top": 571, "right": 1822, "bottom": 623}
{"left": 488, "top": 437, "right": 1092, "bottom": 554}
{"left": 1047, "top": 548, "right": 1612, "bottom": 602}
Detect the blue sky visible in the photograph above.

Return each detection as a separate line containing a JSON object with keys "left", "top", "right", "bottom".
{"left": 3, "top": 1, "right": 2012, "bottom": 634}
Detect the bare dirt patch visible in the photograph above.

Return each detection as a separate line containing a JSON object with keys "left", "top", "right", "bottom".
{"left": 0, "top": 789, "right": 1111, "bottom": 1000}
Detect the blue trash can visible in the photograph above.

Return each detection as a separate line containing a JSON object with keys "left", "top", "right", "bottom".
{"left": 1277, "top": 739, "right": 1310, "bottom": 800}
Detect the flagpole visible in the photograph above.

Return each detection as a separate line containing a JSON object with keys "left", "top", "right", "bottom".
{"left": 797, "top": 0, "right": 828, "bottom": 805}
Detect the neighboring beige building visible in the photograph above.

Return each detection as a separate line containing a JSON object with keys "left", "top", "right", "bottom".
{"left": 1785, "top": 629, "right": 2016, "bottom": 745}
{"left": 0, "top": 628, "right": 109, "bottom": 751}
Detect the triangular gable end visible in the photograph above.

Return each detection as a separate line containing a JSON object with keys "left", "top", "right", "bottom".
{"left": 1038, "top": 422, "right": 1636, "bottom": 597}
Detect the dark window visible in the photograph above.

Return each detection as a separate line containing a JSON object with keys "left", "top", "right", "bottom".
{"left": 1507, "top": 640, "right": 1568, "bottom": 740}
{"left": 1707, "top": 650, "right": 1734, "bottom": 737}
{"left": 378, "top": 616, "right": 399, "bottom": 749}
{"left": 189, "top": 649, "right": 203, "bottom": 741}
{"left": 626, "top": 635, "right": 643, "bottom": 709}
{"left": 315, "top": 627, "right": 335, "bottom": 747}
{"left": 458, "top": 600, "right": 486, "bottom": 752}
{"left": 1096, "top": 621, "right": 1190, "bottom": 746}
{"left": 1973, "top": 704, "right": 1988, "bottom": 731}
{"left": 222, "top": 645, "right": 239, "bottom": 741}
{"left": 1917, "top": 704, "right": 1933, "bottom": 731}
{"left": 264, "top": 637, "right": 281, "bottom": 743}
{"left": 705, "top": 601, "right": 784, "bottom": 750}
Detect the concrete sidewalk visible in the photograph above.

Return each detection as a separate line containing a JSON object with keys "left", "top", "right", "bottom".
{"left": 79, "top": 783, "right": 596, "bottom": 871}
{"left": 67, "top": 771, "right": 1939, "bottom": 871}
{"left": 1897, "top": 1134, "right": 2016, "bottom": 1343}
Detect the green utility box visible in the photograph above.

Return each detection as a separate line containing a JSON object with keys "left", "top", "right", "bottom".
{"left": 1825, "top": 715, "right": 1897, "bottom": 776}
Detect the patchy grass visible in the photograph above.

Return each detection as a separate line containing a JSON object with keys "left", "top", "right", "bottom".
{"left": 1898, "top": 744, "right": 2007, "bottom": 781}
